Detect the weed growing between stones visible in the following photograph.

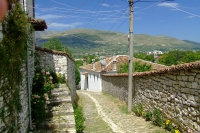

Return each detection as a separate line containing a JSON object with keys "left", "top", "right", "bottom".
{"left": 73, "top": 95, "right": 85, "bottom": 133}
{"left": 152, "top": 108, "right": 163, "bottom": 127}
{"left": 145, "top": 111, "right": 153, "bottom": 121}
{"left": 132, "top": 103, "right": 182, "bottom": 133}
{"left": 132, "top": 103, "right": 143, "bottom": 116}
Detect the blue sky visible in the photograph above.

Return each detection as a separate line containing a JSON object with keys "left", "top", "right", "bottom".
{"left": 35, "top": 0, "right": 200, "bottom": 42}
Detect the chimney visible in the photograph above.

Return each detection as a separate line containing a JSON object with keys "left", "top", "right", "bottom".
{"left": 92, "top": 59, "right": 95, "bottom": 70}
{"left": 112, "top": 58, "right": 117, "bottom": 71}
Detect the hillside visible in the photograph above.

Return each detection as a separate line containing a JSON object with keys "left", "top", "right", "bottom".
{"left": 35, "top": 29, "right": 200, "bottom": 55}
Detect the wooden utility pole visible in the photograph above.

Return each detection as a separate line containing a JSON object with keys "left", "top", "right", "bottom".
{"left": 128, "top": 0, "right": 134, "bottom": 112}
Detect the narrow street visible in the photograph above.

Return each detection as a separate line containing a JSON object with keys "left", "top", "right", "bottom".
{"left": 77, "top": 90, "right": 168, "bottom": 133}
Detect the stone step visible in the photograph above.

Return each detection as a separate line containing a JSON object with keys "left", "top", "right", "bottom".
{"left": 52, "top": 88, "right": 69, "bottom": 93}
{"left": 54, "top": 128, "right": 76, "bottom": 133}
{"left": 37, "top": 115, "right": 75, "bottom": 130}
{"left": 47, "top": 105, "right": 74, "bottom": 117}
{"left": 51, "top": 91, "right": 70, "bottom": 97}
{"left": 48, "top": 98, "right": 71, "bottom": 106}
{"left": 48, "top": 103, "right": 74, "bottom": 112}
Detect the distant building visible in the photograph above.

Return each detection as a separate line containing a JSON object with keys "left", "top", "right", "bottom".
{"left": 79, "top": 55, "right": 167, "bottom": 92}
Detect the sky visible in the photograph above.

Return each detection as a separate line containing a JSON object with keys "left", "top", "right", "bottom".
{"left": 34, "top": 0, "right": 200, "bottom": 43}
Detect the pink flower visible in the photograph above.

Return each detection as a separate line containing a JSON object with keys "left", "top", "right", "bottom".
{"left": 46, "top": 71, "right": 50, "bottom": 75}
{"left": 34, "top": 95, "right": 39, "bottom": 98}
{"left": 188, "top": 128, "right": 193, "bottom": 133}
{"left": 50, "top": 76, "right": 53, "bottom": 80}
{"left": 46, "top": 101, "right": 50, "bottom": 104}
{"left": 44, "top": 93, "right": 48, "bottom": 97}
{"left": 41, "top": 69, "right": 45, "bottom": 74}
{"left": 44, "top": 105, "right": 47, "bottom": 109}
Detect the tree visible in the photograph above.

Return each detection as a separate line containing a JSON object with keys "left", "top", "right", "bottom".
{"left": 134, "top": 53, "right": 155, "bottom": 62}
{"left": 42, "top": 38, "right": 71, "bottom": 55}
{"left": 83, "top": 55, "right": 99, "bottom": 64}
{"left": 157, "top": 50, "right": 200, "bottom": 66}
{"left": 118, "top": 61, "right": 152, "bottom": 73}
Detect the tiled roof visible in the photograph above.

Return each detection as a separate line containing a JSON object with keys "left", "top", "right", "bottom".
{"left": 103, "top": 61, "right": 200, "bottom": 77}
{"left": 35, "top": 46, "right": 74, "bottom": 62}
{"left": 80, "top": 56, "right": 115, "bottom": 72}
{"left": 29, "top": 18, "right": 47, "bottom": 29}
{"left": 80, "top": 55, "right": 167, "bottom": 73}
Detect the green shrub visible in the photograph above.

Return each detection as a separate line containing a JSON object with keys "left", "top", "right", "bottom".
{"left": 31, "top": 69, "right": 54, "bottom": 123}
{"left": 145, "top": 111, "right": 152, "bottom": 121}
{"left": 57, "top": 73, "right": 66, "bottom": 83}
{"left": 73, "top": 102, "right": 85, "bottom": 133}
{"left": 132, "top": 103, "right": 143, "bottom": 117}
{"left": 152, "top": 108, "right": 163, "bottom": 127}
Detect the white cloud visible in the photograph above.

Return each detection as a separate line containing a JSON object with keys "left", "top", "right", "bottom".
{"left": 157, "top": 2, "right": 179, "bottom": 8}
{"left": 187, "top": 15, "right": 195, "bottom": 19}
{"left": 36, "top": 14, "right": 61, "bottom": 20}
{"left": 101, "top": 4, "right": 109, "bottom": 7}
{"left": 100, "top": 4, "right": 120, "bottom": 8}
{"left": 48, "top": 22, "right": 82, "bottom": 30}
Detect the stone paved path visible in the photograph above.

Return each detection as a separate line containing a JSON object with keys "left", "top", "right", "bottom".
{"left": 78, "top": 90, "right": 168, "bottom": 133}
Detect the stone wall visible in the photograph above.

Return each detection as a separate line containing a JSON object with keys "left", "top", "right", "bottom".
{"left": 0, "top": 41, "right": 35, "bottom": 132}
{"left": 102, "top": 62, "right": 200, "bottom": 132}
{"left": 35, "top": 46, "right": 76, "bottom": 101}
{"left": 67, "top": 57, "right": 76, "bottom": 102}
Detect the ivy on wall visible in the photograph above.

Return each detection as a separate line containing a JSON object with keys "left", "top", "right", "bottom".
{"left": 0, "top": 3, "right": 33, "bottom": 132}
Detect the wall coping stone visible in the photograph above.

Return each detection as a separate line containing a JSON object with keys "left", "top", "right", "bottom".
{"left": 102, "top": 61, "right": 200, "bottom": 77}
{"left": 35, "top": 46, "right": 75, "bottom": 62}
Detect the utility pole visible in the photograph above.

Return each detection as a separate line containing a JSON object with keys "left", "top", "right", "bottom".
{"left": 128, "top": 0, "right": 134, "bottom": 112}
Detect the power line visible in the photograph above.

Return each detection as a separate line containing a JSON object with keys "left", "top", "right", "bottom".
{"left": 47, "top": 0, "right": 92, "bottom": 26}
{"left": 103, "top": 5, "right": 129, "bottom": 39}
{"left": 163, "top": 2, "right": 200, "bottom": 18}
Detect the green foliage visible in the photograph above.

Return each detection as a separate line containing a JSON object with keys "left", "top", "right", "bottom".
{"left": 0, "top": 3, "right": 33, "bottom": 132}
{"left": 42, "top": 37, "right": 71, "bottom": 55}
{"left": 75, "top": 60, "right": 83, "bottom": 68}
{"left": 132, "top": 103, "right": 144, "bottom": 117}
{"left": 32, "top": 69, "right": 55, "bottom": 123}
{"left": 145, "top": 111, "right": 153, "bottom": 121}
{"left": 73, "top": 96, "right": 85, "bottom": 133}
{"left": 134, "top": 61, "right": 152, "bottom": 72}
{"left": 165, "top": 120, "right": 175, "bottom": 132}
{"left": 75, "top": 67, "right": 80, "bottom": 86}
{"left": 158, "top": 50, "right": 200, "bottom": 66}
{"left": 118, "top": 61, "right": 152, "bottom": 73}
{"left": 83, "top": 55, "right": 100, "bottom": 64}
{"left": 134, "top": 53, "right": 155, "bottom": 62}
{"left": 152, "top": 108, "right": 163, "bottom": 127}
{"left": 56, "top": 73, "right": 66, "bottom": 83}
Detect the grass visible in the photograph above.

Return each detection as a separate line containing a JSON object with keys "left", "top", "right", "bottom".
{"left": 118, "top": 105, "right": 130, "bottom": 114}
{"left": 73, "top": 95, "right": 85, "bottom": 133}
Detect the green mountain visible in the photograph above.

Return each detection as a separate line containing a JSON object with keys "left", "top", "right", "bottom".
{"left": 35, "top": 29, "right": 200, "bottom": 55}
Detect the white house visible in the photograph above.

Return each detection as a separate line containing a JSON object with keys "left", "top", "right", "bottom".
{"left": 79, "top": 55, "right": 129, "bottom": 92}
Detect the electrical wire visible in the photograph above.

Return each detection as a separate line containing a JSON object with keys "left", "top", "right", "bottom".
{"left": 103, "top": 5, "right": 129, "bottom": 39}
{"left": 163, "top": 2, "right": 200, "bottom": 18}
{"left": 47, "top": 0, "right": 92, "bottom": 25}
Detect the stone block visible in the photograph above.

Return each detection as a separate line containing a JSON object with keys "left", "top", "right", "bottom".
{"left": 192, "top": 82, "right": 198, "bottom": 89}
{"left": 182, "top": 76, "right": 188, "bottom": 81}
{"left": 179, "top": 81, "right": 185, "bottom": 87}
{"left": 188, "top": 95, "right": 195, "bottom": 101}
{"left": 188, "top": 76, "right": 194, "bottom": 82}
